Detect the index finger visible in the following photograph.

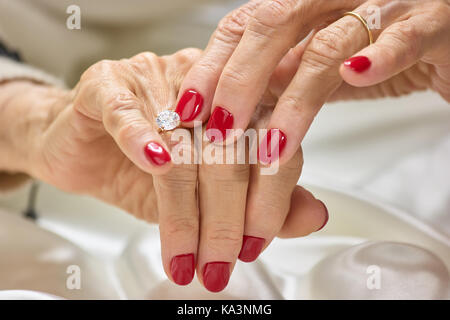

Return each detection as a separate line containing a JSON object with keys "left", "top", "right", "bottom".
{"left": 175, "top": 0, "right": 264, "bottom": 126}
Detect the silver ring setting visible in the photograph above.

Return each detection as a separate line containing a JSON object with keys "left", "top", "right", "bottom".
{"left": 156, "top": 110, "right": 180, "bottom": 132}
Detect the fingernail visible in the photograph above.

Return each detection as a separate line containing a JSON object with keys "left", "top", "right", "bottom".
{"left": 258, "top": 129, "right": 287, "bottom": 164}
{"left": 170, "top": 253, "right": 195, "bottom": 286}
{"left": 202, "top": 262, "right": 230, "bottom": 293}
{"left": 206, "top": 107, "right": 234, "bottom": 142}
{"left": 343, "top": 56, "right": 371, "bottom": 73}
{"left": 144, "top": 142, "right": 171, "bottom": 166}
{"left": 175, "top": 89, "right": 204, "bottom": 122}
{"left": 316, "top": 200, "right": 329, "bottom": 232}
{"left": 238, "top": 236, "right": 265, "bottom": 263}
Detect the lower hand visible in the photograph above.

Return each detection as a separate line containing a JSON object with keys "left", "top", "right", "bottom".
{"left": 1, "top": 49, "right": 328, "bottom": 292}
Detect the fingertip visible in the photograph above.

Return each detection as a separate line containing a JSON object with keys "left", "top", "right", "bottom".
{"left": 277, "top": 187, "right": 330, "bottom": 238}
{"left": 143, "top": 141, "right": 173, "bottom": 174}
{"left": 340, "top": 55, "right": 376, "bottom": 87}
{"left": 315, "top": 200, "right": 329, "bottom": 232}
{"left": 175, "top": 89, "right": 205, "bottom": 124}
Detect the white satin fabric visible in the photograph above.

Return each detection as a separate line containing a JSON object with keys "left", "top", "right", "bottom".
{"left": 0, "top": 183, "right": 449, "bottom": 300}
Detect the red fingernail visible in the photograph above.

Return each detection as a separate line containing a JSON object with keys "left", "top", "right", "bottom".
{"left": 258, "top": 129, "right": 287, "bottom": 164}
{"left": 206, "top": 107, "right": 234, "bottom": 142}
{"left": 316, "top": 200, "right": 329, "bottom": 232}
{"left": 170, "top": 253, "right": 195, "bottom": 286}
{"left": 238, "top": 236, "right": 265, "bottom": 263}
{"left": 175, "top": 89, "right": 204, "bottom": 122}
{"left": 343, "top": 56, "right": 371, "bottom": 73}
{"left": 144, "top": 142, "right": 171, "bottom": 166}
{"left": 202, "top": 262, "right": 230, "bottom": 293}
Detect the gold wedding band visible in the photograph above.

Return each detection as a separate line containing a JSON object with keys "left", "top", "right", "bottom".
{"left": 343, "top": 11, "right": 374, "bottom": 45}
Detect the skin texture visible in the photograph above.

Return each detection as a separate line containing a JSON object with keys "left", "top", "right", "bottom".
{"left": 178, "top": 0, "right": 450, "bottom": 165}
{"left": 0, "top": 49, "right": 327, "bottom": 292}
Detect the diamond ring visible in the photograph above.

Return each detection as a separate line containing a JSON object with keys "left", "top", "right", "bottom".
{"left": 156, "top": 110, "right": 180, "bottom": 132}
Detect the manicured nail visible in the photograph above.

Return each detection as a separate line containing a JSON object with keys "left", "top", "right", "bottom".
{"left": 258, "top": 129, "right": 287, "bottom": 165}
{"left": 175, "top": 89, "right": 204, "bottom": 122}
{"left": 316, "top": 200, "right": 329, "bottom": 232}
{"left": 238, "top": 236, "right": 265, "bottom": 263}
{"left": 343, "top": 56, "right": 371, "bottom": 73}
{"left": 202, "top": 262, "right": 230, "bottom": 293}
{"left": 144, "top": 142, "right": 171, "bottom": 166}
{"left": 170, "top": 253, "right": 195, "bottom": 286}
{"left": 206, "top": 107, "right": 234, "bottom": 142}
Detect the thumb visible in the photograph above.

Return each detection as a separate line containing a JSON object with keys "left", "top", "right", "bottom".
{"left": 74, "top": 75, "right": 173, "bottom": 175}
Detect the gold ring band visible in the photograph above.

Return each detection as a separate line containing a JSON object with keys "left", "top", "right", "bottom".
{"left": 343, "top": 11, "right": 374, "bottom": 45}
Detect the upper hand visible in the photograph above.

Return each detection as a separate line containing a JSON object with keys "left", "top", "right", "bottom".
{"left": 176, "top": 0, "right": 450, "bottom": 165}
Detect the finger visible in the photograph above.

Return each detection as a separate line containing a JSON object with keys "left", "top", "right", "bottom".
{"left": 73, "top": 62, "right": 172, "bottom": 175}
{"left": 206, "top": 0, "right": 365, "bottom": 142}
{"left": 197, "top": 149, "right": 250, "bottom": 292}
{"left": 154, "top": 138, "right": 198, "bottom": 285}
{"left": 239, "top": 148, "right": 302, "bottom": 263}
{"left": 341, "top": 10, "right": 450, "bottom": 88}
{"left": 277, "top": 185, "right": 329, "bottom": 238}
{"left": 265, "top": 7, "right": 384, "bottom": 165}
{"left": 175, "top": 0, "right": 264, "bottom": 126}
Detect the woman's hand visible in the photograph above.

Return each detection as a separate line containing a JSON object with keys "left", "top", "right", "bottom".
{"left": 0, "top": 49, "right": 328, "bottom": 292}
{"left": 176, "top": 0, "right": 450, "bottom": 165}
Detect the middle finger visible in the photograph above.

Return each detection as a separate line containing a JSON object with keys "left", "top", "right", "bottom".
{"left": 197, "top": 137, "right": 250, "bottom": 292}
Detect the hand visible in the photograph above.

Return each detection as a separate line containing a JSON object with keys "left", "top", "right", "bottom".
{"left": 0, "top": 49, "right": 328, "bottom": 292}
{"left": 176, "top": 0, "right": 450, "bottom": 165}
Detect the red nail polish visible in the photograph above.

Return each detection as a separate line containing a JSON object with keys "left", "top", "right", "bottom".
{"left": 316, "top": 200, "right": 329, "bottom": 232}
{"left": 170, "top": 253, "right": 195, "bottom": 286}
{"left": 144, "top": 142, "right": 171, "bottom": 166}
{"left": 202, "top": 262, "right": 230, "bottom": 293}
{"left": 175, "top": 89, "right": 204, "bottom": 122}
{"left": 343, "top": 56, "right": 371, "bottom": 73}
{"left": 258, "top": 129, "right": 287, "bottom": 164}
{"left": 206, "top": 107, "right": 234, "bottom": 142}
{"left": 238, "top": 236, "right": 265, "bottom": 263}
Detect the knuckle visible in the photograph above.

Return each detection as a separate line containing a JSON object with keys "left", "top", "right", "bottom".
{"left": 206, "top": 221, "right": 243, "bottom": 249}
{"left": 310, "top": 28, "right": 346, "bottom": 60}
{"left": 214, "top": 0, "right": 264, "bottom": 44}
{"left": 115, "top": 118, "right": 142, "bottom": 143}
{"left": 220, "top": 64, "right": 253, "bottom": 88}
{"left": 80, "top": 59, "right": 116, "bottom": 83}
{"left": 90, "top": 59, "right": 116, "bottom": 73}
{"left": 302, "top": 41, "right": 340, "bottom": 76}
{"left": 215, "top": 9, "right": 249, "bottom": 44}
{"left": 200, "top": 164, "right": 249, "bottom": 184}
{"left": 253, "top": 0, "right": 297, "bottom": 29}
{"left": 384, "top": 22, "right": 420, "bottom": 61}
{"left": 395, "top": 22, "right": 418, "bottom": 43}
{"left": 195, "top": 57, "right": 222, "bottom": 75}
{"left": 102, "top": 93, "right": 138, "bottom": 130}
{"left": 174, "top": 47, "right": 203, "bottom": 63}
{"left": 132, "top": 51, "right": 158, "bottom": 63}
{"left": 279, "top": 93, "right": 306, "bottom": 113}
{"left": 161, "top": 214, "right": 198, "bottom": 238}
{"left": 156, "top": 166, "right": 197, "bottom": 191}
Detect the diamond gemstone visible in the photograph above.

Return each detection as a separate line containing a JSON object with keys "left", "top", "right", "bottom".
{"left": 156, "top": 110, "right": 180, "bottom": 131}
